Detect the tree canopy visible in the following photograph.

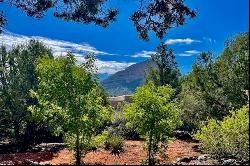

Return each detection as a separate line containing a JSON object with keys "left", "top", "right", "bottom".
{"left": 30, "top": 53, "right": 111, "bottom": 165}
{"left": 0, "top": 0, "right": 196, "bottom": 40}
{"left": 124, "top": 82, "right": 181, "bottom": 164}
{"left": 146, "top": 42, "right": 180, "bottom": 89}
{"left": 0, "top": 40, "right": 53, "bottom": 148}
{"left": 179, "top": 32, "right": 249, "bottom": 130}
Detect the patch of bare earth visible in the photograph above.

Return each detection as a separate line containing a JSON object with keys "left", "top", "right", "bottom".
{"left": 0, "top": 151, "right": 54, "bottom": 165}
{"left": 0, "top": 140, "right": 202, "bottom": 165}
{"left": 166, "top": 140, "right": 200, "bottom": 163}
{"left": 48, "top": 149, "right": 75, "bottom": 165}
{"left": 83, "top": 141, "right": 147, "bottom": 165}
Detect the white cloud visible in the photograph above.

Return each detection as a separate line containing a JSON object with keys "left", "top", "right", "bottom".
{"left": 177, "top": 53, "right": 192, "bottom": 57}
{"left": 75, "top": 55, "right": 135, "bottom": 74}
{"left": 177, "top": 50, "right": 201, "bottom": 57}
{"left": 96, "top": 61, "right": 135, "bottom": 75}
{"left": 131, "top": 50, "right": 156, "bottom": 58}
{"left": 184, "top": 50, "right": 201, "bottom": 54}
{"left": 0, "top": 31, "right": 112, "bottom": 55}
{"left": 165, "top": 38, "right": 201, "bottom": 45}
{"left": 203, "top": 37, "right": 216, "bottom": 43}
{"left": 0, "top": 31, "right": 134, "bottom": 74}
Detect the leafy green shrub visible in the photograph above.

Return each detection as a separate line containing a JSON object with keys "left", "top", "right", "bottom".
{"left": 194, "top": 106, "right": 249, "bottom": 161}
{"left": 92, "top": 131, "right": 109, "bottom": 148}
{"left": 105, "top": 135, "right": 124, "bottom": 154}
{"left": 85, "top": 131, "right": 109, "bottom": 151}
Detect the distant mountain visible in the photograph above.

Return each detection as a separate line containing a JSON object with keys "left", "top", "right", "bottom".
{"left": 101, "top": 60, "right": 155, "bottom": 96}
{"left": 99, "top": 73, "right": 110, "bottom": 81}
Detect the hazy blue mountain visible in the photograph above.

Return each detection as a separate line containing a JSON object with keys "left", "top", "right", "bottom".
{"left": 99, "top": 73, "right": 110, "bottom": 81}
{"left": 101, "top": 60, "right": 155, "bottom": 96}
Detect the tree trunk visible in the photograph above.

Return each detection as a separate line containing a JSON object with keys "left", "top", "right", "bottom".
{"left": 160, "top": 68, "right": 164, "bottom": 86}
{"left": 148, "top": 132, "right": 153, "bottom": 165}
{"left": 14, "top": 123, "right": 20, "bottom": 144}
{"left": 76, "top": 131, "right": 81, "bottom": 166}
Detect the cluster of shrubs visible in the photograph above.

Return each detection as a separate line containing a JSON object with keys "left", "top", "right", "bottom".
{"left": 104, "top": 135, "right": 124, "bottom": 154}
{"left": 88, "top": 131, "right": 124, "bottom": 154}
{"left": 88, "top": 102, "right": 139, "bottom": 154}
{"left": 194, "top": 106, "right": 249, "bottom": 162}
{"left": 107, "top": 103, "right": 140, "bottom": 140}
{"left": 103, "top": 102, "right": 140, "bottom": 153}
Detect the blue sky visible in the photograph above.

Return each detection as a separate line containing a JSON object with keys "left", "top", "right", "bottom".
{"left": 0, "top": 0, "right": 249, "bottom": 78}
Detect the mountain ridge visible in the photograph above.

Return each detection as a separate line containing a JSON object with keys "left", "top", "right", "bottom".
{"left": 101, "top": 60, "right": 155, "bottom": 96}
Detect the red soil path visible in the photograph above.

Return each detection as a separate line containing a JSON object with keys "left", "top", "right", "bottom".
{"left": 0, "top": 140, "right": 201, "bottom": 165}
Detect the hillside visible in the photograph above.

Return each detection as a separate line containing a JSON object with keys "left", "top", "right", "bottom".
{"left": 101, "top": 60, "right": 155, "bottom": 96}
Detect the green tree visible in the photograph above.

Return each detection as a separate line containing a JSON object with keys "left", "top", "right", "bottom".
{"left": 0, "top": 45, "right": 9, "bottom": 139}
{"left": 30, "top": 53, "right": 110, "bottom": 165}
{"left": 178, "top": 72, "right": 208, "bottom": 130}
{"left": 179, "top": 32, "right": 249, "bottom": 130}
{"left": 145, "top": 65, "right": 161, "bottom": 87}
{"left": 124, "top": 82, "right": 182, "bottom": 165}
{"left": 146, "top": 42, "right": 181, "bottom": 94}
{"left": 179, "top": 51, "right": 236, "bottom": 129}
{"left": 0, "top": 41, "right": 53, "bottom": 146}
{"left": 214, "top": 32, "right": 249, "bottom": 109}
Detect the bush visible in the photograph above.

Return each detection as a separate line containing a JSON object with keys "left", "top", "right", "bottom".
{"left": 194, "top": 106, "right": 249, "bottom": 161}
{"left": 105, "top": 135, "right": 124, "bottom": 154}
{"left": 108, "top": 102, "right": 140, "bottom": 140}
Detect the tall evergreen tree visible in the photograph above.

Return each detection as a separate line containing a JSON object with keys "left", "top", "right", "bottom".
{"left": 0, "top": 40, "right": 53, "bottom": 147}
{"left": 146, "top": 42, "right": 181, "bottom": 92}
{"left": 179, "top": 32, "right": 249, "bottom": 130}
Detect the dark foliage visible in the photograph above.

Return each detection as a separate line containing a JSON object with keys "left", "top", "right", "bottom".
{"left": 130, "top": 0, "right": 196, "bottom": 40}
{"left": 9, "top": 0, "right": 118, "bottom": 27}
{"left": 0, "top": 11, "right": 6, "bottom": 33}
{"left": 145, "top": 42, "right": 181, "bottom": 99}
{"left": 179, "top": 32, "right": 249, "bottom": 130}
{"left": 1, "top": 0, "right": 196, "bottom": 40}
{"left": 107, "top": 102, "right": 140, "bottom": 140}
{"left": 0, "top": 40, "right": 55, "bottom": 150}
{"left": 150, "top": 42, "right": 180, "bottom": 88}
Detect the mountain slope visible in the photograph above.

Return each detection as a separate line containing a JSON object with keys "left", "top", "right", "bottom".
{"left": 101, "top": 60, "right": 154, "bottom": 96}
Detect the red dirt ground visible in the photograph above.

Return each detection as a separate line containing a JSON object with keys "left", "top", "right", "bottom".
{"left": 0, "top": 140, "right": 201, "bottom": 165}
